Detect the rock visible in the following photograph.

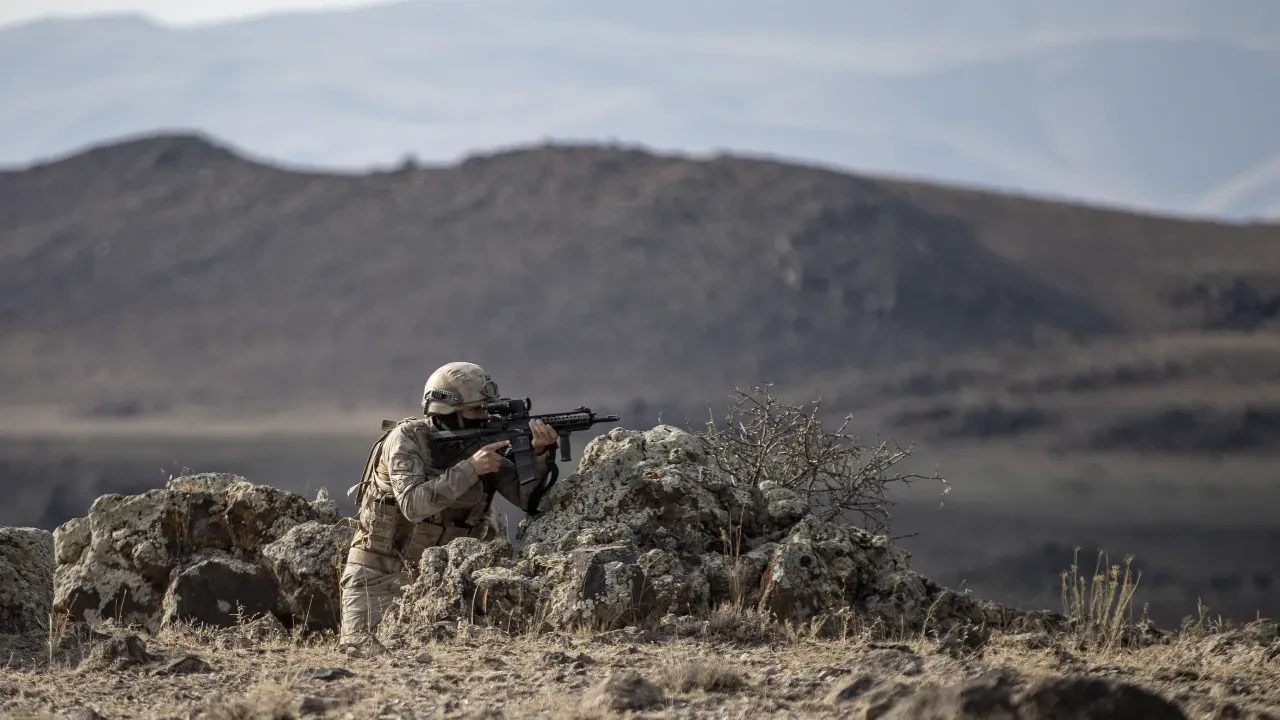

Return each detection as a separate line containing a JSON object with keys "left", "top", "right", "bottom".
{"left": 80, "top": 634, "right": 154, "bottom": 671}
{"left": 261, "top": 521, "right": 353, "bottom": 630}
{"left": 55, "top": 486, "right": 227, "bottom": 629}
{"left": 755, "top": 517, "right": 901, "bottom": 624}
{"left": 758, "top": 481, "right": 809, "bottom": 528}
{"left": 157, "top": 654, "right": 213, "bottom": 675}
{"left": 304, "top": 667, "right": 355, "bottom": 682}
{"left": 165, "top": 472, "right": 242, "bottom": 494}
{"left": 0, "top": 527, "right": 54, "bottom": 634}
{"left": 863, "top": 647, "right": 926, "bottom": 677}
{"left": 311, "top": 488, "right": 340, "bottom": 524}
{"left": 162, "top": 557, "right": 278, "bottom": 628}
{"left": 854, "top": 682, "right": 917, "bottom": 719}
{"left": 54, "top": 517, "right": 90, "bottom": 565}
{"left": 882, "top": 674, "right": 1019, "bottom": 719}
{"left": 579, "top": 671, "right": 664, "bottom": 712}
{"left": 299, "top": 695, "right": 337, "bottom": 716}
{"left": 382, "top": 425, "right": 1058, "bottom": 636}
{"left": 825, "top": 674, "right": 878, "bottom": 704}
{"left": 53, "top": 474, "right": 344, "bottom": 633}
{"left": 222, "top": 481, "right": 320, "bottom": 552}
{"left": 376, "top": 538, "right": 518, "bottom": 642}
{"left": 638, "top": 547, "right": 711, "bottom": 618}
{"left": 517, "top": 426, "right": 760, "bottom": 555}
{"left": 542, "top": 543, "right": 656, "bottom": 629}
{"left": 1015, "top": 675, "right": 1188, "bottom": 719}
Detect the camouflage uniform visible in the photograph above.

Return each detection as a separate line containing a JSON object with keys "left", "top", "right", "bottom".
{"left": 339, "top": 362, "right": 556, "bottom": 645}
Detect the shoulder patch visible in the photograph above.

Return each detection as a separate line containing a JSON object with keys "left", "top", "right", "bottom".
{"left": 389, "top": 452, "right": 424, "bottom": 475}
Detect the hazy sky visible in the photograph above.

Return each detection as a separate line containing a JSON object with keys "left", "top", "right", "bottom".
{"left": 0, "top": 0, "right": 382, "bottom": 27}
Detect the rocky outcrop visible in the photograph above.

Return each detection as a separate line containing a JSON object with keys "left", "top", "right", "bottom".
{"left": 53, "top": 472, "right": 350, "bottom": 633}
{"left": 0, "top": 527, "right": 54, "bottom": 633}
{"left": 378, "top": 425, "right": 1066, "bottom": 641}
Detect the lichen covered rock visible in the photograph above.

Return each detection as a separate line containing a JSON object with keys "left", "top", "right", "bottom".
{"left": 381, "top": 425, "right": 1065, "bottom": 639}
{"left": 0, "top": 527, "right": 54, "bottom": 633}
{"left": 52, "top": 472, "right": 346, "bottom": 633}
{"left": 261, "top": 521, "right": 354, "bottom": 630}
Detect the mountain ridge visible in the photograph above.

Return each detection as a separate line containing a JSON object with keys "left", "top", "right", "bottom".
{"left": 2, "top": 0, "right": 1277, "bottom": 219}
{"left": 2, "top": 132, "right": 1278, "bottom": 425}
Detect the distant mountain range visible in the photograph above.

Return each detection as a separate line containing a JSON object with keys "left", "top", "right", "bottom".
{"left": 2, "top": 0, "right": 1278, "bottom": 219}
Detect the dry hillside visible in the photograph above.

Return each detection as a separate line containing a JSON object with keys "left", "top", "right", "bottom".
{"left": 2, "top": 133, "right": 1277, "bottom": 430}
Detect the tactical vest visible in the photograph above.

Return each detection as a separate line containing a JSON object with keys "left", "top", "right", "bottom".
{"left": 344, "top": 416, "right": 497, "bottom": 575}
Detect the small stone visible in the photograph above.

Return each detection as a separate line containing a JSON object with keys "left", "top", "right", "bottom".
{"left": 580, "top": 671, "right": 664, "bottom": 712}
{"left": 81, "top": 634, "right": 153, "bottom": 671}
{"left": 817, "top": 666, "right": 851, "bottom": 681}
{"left": 299, "top": 695, "right": 336, "bottom": 716}
{"left": 415, "top": 652, "right": 432, "bottom": 665}
{"left": 304, "top": 667, "right": 355, "bottom": 682}
{"left": 825, "top": 675, "right": 877, "bottom": 704}
{"left": 157, "top": 655, "right": 212, "bottom": 675}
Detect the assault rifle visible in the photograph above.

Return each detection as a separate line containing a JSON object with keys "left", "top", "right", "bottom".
{"left": 381, "top": 398, "right": 621, "bottom": 486}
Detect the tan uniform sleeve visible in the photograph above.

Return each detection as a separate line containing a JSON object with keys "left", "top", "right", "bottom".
{"left": 382, "top": 425, "right": 481, "bottom": 523}
{"left": 489, "top": 446, "right": 557, "bottom": 512}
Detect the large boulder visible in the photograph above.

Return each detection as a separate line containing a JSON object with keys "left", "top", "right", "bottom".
{"left": 0, "top": 527, "right": 54, "bottom": 634}
{"left": 379, "top": 426, "right": 1063, "bottom": 640}
{"left": 261, "top": 520, "right": 354, "bottom": 631}
{"left": 53, "top": 472, "right": 348, "bottom": 632}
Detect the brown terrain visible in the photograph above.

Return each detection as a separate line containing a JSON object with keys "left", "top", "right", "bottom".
{"left": 2, "top": 617, "right": 1277, "bottom": 719}
{"left": 1, "top": 131, "right": 1279, "bottom": 634}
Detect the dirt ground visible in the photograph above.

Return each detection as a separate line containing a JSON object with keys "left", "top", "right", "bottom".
{"left": 2, "top": 612, "right": 1277, "bottom": 720}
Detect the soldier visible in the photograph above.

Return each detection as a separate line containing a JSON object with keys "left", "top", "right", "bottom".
{"left": 339, "top": 361, "right": 559, "bottom": 646}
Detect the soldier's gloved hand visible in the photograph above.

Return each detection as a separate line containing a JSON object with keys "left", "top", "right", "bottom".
{"left": 530, "top": 420, "right": 557, "bottom": 454}
{"left": 467, "top": 440, "right": 509, "bottom": 476}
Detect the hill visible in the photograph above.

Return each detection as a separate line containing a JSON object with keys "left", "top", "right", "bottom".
{"left": 2, "top": 132, "right": 1277, "bottom": 426}
{"left": 1, "top": 0, "right": 1279, "bottom": 218}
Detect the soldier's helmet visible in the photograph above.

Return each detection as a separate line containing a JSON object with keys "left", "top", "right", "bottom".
{"left": 421, "top": 362, "right": 500, "bottom": 415}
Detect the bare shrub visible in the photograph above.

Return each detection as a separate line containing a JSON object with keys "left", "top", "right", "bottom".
{"left": 696, "top": 383, "right": 949, "bottom": 533}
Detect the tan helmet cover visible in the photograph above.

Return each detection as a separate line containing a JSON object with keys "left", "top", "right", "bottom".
{"left": 421, "top": 362, "right": 500, "bottom": 415}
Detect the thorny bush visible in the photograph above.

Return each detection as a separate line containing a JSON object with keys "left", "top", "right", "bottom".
{"left": 695, "top": 384, "right": 949, "bottom": 534}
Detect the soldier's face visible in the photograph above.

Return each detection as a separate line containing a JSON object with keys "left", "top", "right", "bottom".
{"left": 459, "top": 407, "right": 489, "bottom": 421}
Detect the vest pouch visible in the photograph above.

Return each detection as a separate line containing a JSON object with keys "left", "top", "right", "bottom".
{"left": 361, "top": 499, "right": 402, "bottom": 556}
{"left": 402, "top": 521, "right": 447, "bottom": 565}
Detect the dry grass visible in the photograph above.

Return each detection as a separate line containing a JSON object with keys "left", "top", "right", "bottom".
{"left": 3, "top": 545, "right": 1277, "bottom": 720}
{"left": 656, "top": 657, "right": 747, "bottom": 694}
{"left": 3, "top": 617, "right": 1276, "bottom": 720}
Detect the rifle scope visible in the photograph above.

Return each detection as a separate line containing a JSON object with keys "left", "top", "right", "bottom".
{"left": 483, "top": 397, "right": 532, "bottom": 416}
